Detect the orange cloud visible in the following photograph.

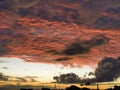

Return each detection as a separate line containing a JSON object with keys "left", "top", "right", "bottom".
{"left": 0, "top": 11, "right": 120, "bottom": 67}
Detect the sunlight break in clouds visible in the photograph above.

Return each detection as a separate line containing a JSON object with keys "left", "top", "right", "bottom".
{"left": 0, "top": 57, "right": 94, "bottom": 83}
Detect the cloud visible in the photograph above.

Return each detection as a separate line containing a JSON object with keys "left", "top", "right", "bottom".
{"left": 84, "top": 35, "right": 109, "bottom": 47}
{"left": 0, "top": 3, "right": 118, "bottom": 67}
{"left": 15, "top": 77, "right": 27, "bottom": 82}
{"left": 24, "top": 76, "right": 38, "bottom": 82}
{"left": 56, "top": 57, "right": 71, "bottom": 61}
{"left": 4, "top": 0, "right": 39, "bottom": 12}
{"left": 0, "top": 28, "right": 12, "bottom": 56}
{"left": 62, "top": 43, "right": 90, "bottom": 55}
{"left": 0, "top": 72, "right": 38, "bottom": 82}
{"left": 88, "top": 72, "right": 95, "bottom": 76}
{"left": 53, "top": 56, "right": 120, "bottom": 83}
{"left": 8, "top": 76, "right": 38, "bottom": 82}
{"left": 95, "top": 56, "right": 120, "bottom": 82}
{"left": 0, "top": 42, "right": 10, "bottom": 56}
{"left": 24, "top": 76, "right": 38, "bottom": 78}
{"left": 0, "top": 0, "right": 9, "bottom": 10}
{"left": 53, "top": 73, "right": 80, "bottom": 83}
{"left": 95, "top": 7, "right": 120, "bottom": 30}
{"left": 62, "top": 35, "right": 109, "bottom": 55}
{"left": 2, "top": 67, "right": 8, "bottom": 69}
{"left": 0, "top": 73, "right": 8, "bottom": 81}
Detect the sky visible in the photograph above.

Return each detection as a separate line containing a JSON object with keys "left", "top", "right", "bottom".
{"left": 0, "top": 0, "right": 120, "bottom": 84}
{"left": 0, "top": 57, "right": 94, "bottom": 83}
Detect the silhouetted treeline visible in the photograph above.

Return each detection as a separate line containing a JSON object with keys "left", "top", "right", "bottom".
{"left": 20, "top": 88, "right": 50, "bottom": 90}
{"left": 12, "top": 84, "right": 120, "bottom": 90}
{"left": 20, "top": 88, "right": 64, "bottom": 90}
{"left": 20, "top": 85, "right": 90, "bottom": 90}
{"left": 66, "top": 85, "right": 90, "bottom": 90}
{"left": 106, "top": 85, "right": 120, "bottom": 90}
{"left": 66, "top": 85, "right": 120, "bottom": 90}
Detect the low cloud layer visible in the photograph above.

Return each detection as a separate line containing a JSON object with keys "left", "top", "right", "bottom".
{"left": 0, "top": 72, "right": 37, "bottom": 82}
{"left": 8, "top": 76, "right": 38, "bottom": 82}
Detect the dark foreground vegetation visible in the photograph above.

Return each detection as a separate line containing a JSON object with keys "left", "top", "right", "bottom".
{"left": 1, "top": 85, "right": 120, "bottom": 90}
{"left": 19, "top": 85, "right": 91, "bottom": 90}
{"left": 19, "top": 85, "right": 120, "bottom": 90}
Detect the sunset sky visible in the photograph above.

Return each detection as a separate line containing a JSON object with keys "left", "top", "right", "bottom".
{"left": 0, "top": 0, "right": 120, "bottom": 83}
{"left": 0, "top": 57, "right": 94, "bottom": 82}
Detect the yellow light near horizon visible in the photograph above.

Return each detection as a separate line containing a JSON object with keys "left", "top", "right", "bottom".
{"left": 0, "top": 81, "right": 117, "bottom": 90}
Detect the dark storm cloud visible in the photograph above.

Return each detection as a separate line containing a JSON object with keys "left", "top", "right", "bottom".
{"left": 62, "top": 35, "right": 109, "bottom": 55}
{"left": 95, "top": 56, "right": 120, "bottom": 82}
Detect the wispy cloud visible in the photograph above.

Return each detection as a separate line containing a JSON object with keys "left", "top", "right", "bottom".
{"left": 1, "top": 67, "right": 8, "bottom": 69}
{"left": 0, "top": 72, "right": 38, "bottom": 82}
